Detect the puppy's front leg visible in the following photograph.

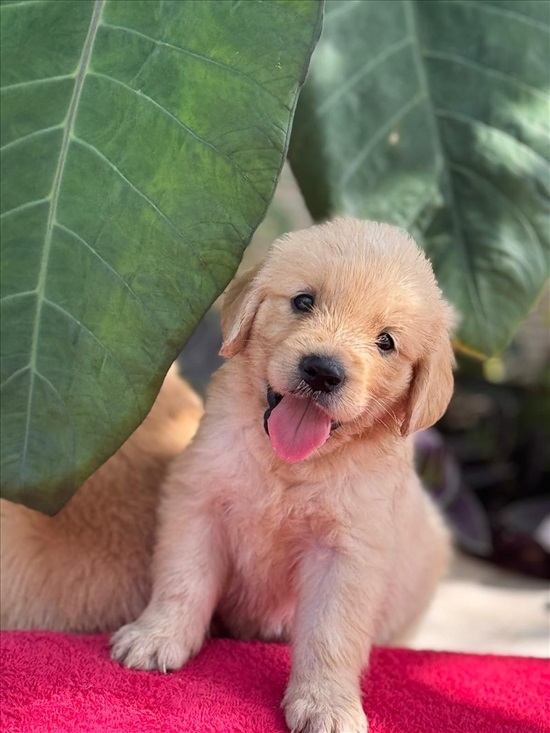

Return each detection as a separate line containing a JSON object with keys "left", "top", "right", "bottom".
{"left": 284, "top": 545, "right": 379, "bottom": 733}
{"left": 111, "top": 485, "right": 225, "bottom": 672}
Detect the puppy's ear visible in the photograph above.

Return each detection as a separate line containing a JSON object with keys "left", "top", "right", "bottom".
{"left": 219, "top": 264, "right": 263, "bottom": 358}
{"left": 400, "top": 308, "right": 456, "bottom": 436}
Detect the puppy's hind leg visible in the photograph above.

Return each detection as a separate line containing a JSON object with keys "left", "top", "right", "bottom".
{"left": 111, "top": 478, "right": 225, "bottom": 672}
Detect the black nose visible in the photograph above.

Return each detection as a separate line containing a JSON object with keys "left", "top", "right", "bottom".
{"left": 299, "top": 354, "right": 345, "bottom": 393}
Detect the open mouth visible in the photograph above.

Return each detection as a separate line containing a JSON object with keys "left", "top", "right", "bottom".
{"left": 263, "top": 386, "right": 283, "bottom": 431}
{"left": 263, "top": 386, "right": 339, "bottom": 463}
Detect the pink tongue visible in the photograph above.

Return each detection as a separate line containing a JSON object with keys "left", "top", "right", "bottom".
{"left": 267, "top": 394, "right": 332, "bottom": 463}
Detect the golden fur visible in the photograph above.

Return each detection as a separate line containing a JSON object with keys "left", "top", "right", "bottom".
{"left": 111, "top": 219, "right": 455, "bottom": 733}
{"left": 0, "top": 367, "right": 203, "bottom": 632}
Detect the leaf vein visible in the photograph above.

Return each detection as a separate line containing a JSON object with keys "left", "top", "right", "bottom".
{"left": 54, "top": 222, "right": 164, "bottom": 331}
{"left": 435, "top": 108, "right": 549, "bottom": 167}
{"left": 71, "top": 135, "right": 214, "bottom": 279}
{"left": 99, "top": 22, "right": 283, "bottom": 106}
{"left": 449, "top": 162, "right": 543, "bottom": 255}
{"left": 0, "top": 197, "right": 49, "bottom": 219}
{"left": 325, "top": 0, "right": 362, "bottom": 21}
{"left": 43, "top": 297, "right": 141, "bottom": 415}
{"left": 319, "top": 37, "right": 413, "bottom": 116}
{"left": 34, "top": 370, "right": 76, "bottom": 458}
{"left": 0, "top": 290, "right": 37, "bottom": 305}
{"left": 0, "top": 365, "right": 30, "bottom": 391}
{"left": 339, "top": 91, "right": 425, "bottom": 187}
{"left": 423, "top": 49, "right": 548, "bottom": 102}
{"left": 405, "top": 0, "right": 489, "bottom": 344}
{"left": 89, "top": 71, "right": 267, "bottom": 204}
{"left": 291, "top": 35, "right": 413, "bottom": 155}
{"left": 0, "top": 74, "right": 74, "bottom": 93}
{"left": 448, "top": 0, "right": 550, "bottom": 32}
{"left": 1, "top": 1, "right": 51, "bottom": 8}
{"left": 0, "top": 124, "right": 63, "bottom": 153}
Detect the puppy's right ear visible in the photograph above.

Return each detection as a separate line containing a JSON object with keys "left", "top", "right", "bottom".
{"left": 219, "top": 264, "right": 263, "bottom": 358}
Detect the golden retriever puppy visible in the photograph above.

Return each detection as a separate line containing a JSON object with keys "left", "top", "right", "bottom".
{"left": 111, "top": 219, "right": 454, "bottom": 733}
{"left": 0, "top": 367, "right": 202, "bottom": 633}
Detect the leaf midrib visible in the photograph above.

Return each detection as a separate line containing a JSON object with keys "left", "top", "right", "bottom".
{"left": 406, "top": 0, "right": 489, "bottom": 347}
{"left": 19, "top": 0, "right": 106, "bottom": 485}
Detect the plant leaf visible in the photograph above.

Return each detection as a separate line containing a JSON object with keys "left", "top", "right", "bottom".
{"left": 289, "top": 0, "right": 550, "bottom": 356}
{"left": 0, "top": 0, "right": 323, "bottom": 513}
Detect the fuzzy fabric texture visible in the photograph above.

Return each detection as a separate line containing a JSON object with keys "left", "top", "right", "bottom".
{"left": 1, "top": 632, "right": 548, "bottom": 733}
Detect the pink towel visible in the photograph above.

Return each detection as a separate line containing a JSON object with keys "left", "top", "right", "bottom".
{"left": 1, "top": 632, "right": 548, "bottom": 732}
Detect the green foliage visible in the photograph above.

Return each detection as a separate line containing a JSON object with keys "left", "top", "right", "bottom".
{"left": 2, "top": 0, "right": 548, "bottom": 516}
{"left": 289, "top": 0, "right": 550, "bottom": 356}
{"left": 0, "top": 0, "right": 322, "bottom": 513}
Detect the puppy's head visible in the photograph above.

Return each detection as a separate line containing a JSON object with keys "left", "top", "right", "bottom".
{"left": 221, "top": 219, "right": 455, "bottom": 463}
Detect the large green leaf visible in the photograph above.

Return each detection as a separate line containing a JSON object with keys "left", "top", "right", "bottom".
{"left": 289, "top": 0, "right": 549, "bottom": 356}
{"left": 0, "top": 0, "right": 322, "bottom": 513}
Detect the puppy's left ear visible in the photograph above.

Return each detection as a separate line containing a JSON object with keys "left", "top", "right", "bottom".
{"left": 400, "top": 305, "right": 456, "bottom": 436}
{"left": 219, "top": 263, "right": 263, "bottom": 358}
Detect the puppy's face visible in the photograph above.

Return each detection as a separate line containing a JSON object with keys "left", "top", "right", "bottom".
{"left": 221, "top": 219, "right": 455, "bottom": 463}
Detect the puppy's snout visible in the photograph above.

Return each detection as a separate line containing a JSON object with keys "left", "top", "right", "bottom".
{"left": 299, "top": 354, "right": 345, "bottom": 393}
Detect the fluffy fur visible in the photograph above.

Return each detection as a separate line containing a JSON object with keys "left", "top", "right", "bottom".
{"left": 0, "top": 367, "right": 203, "bottom": 633}
{"left": 111, "top": 219, "right": 455, "bottom": 733}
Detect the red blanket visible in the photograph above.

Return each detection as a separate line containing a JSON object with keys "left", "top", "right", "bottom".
{"left": 1, "top": 632, "right": 548, "bottom": 733}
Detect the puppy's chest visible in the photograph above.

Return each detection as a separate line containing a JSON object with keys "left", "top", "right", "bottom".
{"left": 222, "top": 478, "right": 340, "bottom": 557}
{"left": 221, "top": 489, "right": 309, "bottom": 570}
{"left": 218, "top": 482, "right": 339, "bottom": 638}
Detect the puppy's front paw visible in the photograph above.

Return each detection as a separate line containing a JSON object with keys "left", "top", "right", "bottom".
{"left": 110, "top": 612, "right": 204, "bottom": 672}
{"left": 283, "top": 680, "right": 368, "bottom": 733}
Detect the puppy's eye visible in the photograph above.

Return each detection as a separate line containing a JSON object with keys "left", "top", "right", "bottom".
{"left": 292, "top": 293, "right": 315, "bottom": 313}
{"left": 376, "top": 332, "right": 395, "bottom": 353}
